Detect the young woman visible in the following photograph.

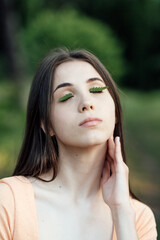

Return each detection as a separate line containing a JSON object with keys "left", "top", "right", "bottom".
{"left": 0, "top": 48, "right": 157, "bottom": 240}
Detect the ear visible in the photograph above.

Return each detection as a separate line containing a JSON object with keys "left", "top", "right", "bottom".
{"left": 41, "top": 121, "right": 55, "bottom": 136}
{"left": 50, "top": 129, "right": 55, "bottom": 137}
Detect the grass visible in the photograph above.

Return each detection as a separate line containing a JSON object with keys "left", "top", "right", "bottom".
{"left": 0, "top": 81, "right": 160, "bottom": 236}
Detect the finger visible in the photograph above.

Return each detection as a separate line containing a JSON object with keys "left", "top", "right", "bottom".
{"left": 115, "top": 136, "right": 123, "bottom": 164}
{"left": 107, "top": 136, "right": 115, "bottom": 159}
{"left": 114, "top": 137, "right": 129, "bottom": 174}
{"left": 101, "top": 160, "right": 110, "bottom": 184}
{"left": 106, "top": 154, "right": 115, "bottom": 174}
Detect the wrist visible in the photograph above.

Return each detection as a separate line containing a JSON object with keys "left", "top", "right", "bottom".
{"left": 110, "top": 204, "right": 138, "bottom": 240}
{"left": 110, "top": 203, "right": 135, "bottom": 218}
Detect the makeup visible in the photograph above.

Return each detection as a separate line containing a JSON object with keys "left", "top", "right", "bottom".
{"left": 58, "top": 86, "right": 109, "bottom": 102}
{"left": 58, "top": 93, "right": 73, "bottom": 102}
{"left": 89, "top": 86, "right": 108, "bottom": 93}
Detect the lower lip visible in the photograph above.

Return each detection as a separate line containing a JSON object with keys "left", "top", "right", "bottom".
{"left": 80, "top": 120, "right": 102, "bottom": 127}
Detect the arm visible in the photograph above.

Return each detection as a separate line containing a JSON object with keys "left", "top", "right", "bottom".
{"left": 101, "top": 136, "right": 138, "bottom": 239}
{"left": 111, "top": 204, "right": 138, "bottom": 240}
{"left": 101, "top": 136, "right": 158, "bottom": 239}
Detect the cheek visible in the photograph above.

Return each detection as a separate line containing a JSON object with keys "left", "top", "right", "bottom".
{"left": 104, "top": 96, "right": 116, "bottom": 118}
{"left": 50, "top": 106, "right": 72, "bottom": 135}
{"left": 103, "top": 99, "right": 116, "bottom": 129}
{"left": 111, "top": 104, "right": 116, "bottom": 123}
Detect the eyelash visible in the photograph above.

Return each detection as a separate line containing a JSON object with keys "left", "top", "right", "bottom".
{"left": 58, "top": 86, "right": 108, "bottom": 102}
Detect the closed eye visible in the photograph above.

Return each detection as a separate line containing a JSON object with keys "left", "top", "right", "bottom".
{"left": 58, "top": 86, "right": 109, "bottom": 102}
{"left": 58, "top": 93, "right": 73, "bottom": 102}
{"left": 89, "top": 86, "right": 108, "bottom": 93}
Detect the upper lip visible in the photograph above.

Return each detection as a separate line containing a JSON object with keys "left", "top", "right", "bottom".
{"left": 79, "top": 117, "right": 102, "bottom": 126}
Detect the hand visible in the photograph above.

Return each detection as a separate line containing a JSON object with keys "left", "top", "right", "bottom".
{"left": 101, "top": 136, "right": 131, "bottom": 209}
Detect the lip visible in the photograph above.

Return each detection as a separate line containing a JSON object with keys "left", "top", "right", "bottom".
{"left": 79, "top": 117, "right": 102, "bottom": 127}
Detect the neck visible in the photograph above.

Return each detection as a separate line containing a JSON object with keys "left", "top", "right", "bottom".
{"left": 52, "top": 141, "right": 107, "bottom": 204}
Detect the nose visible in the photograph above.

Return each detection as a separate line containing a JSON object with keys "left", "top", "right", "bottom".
{"left": 79, "top": 100, "right": 95, "bottom": 112}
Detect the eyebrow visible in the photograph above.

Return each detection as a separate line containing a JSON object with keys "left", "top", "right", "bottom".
{"left": 53, "top": 77, "right": 104, "bottom": 93}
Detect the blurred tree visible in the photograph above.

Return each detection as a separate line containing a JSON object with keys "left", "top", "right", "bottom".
{"left": 18, "top": 8, "right": 127, "bottom": 84}
{"left": 46, "top": 0, "right": 160, "bottom": 90}
{"left": 15, "top": 0, "right": 45, "bottom": 26}
{"left": 1, "top": 0, "right": 160, "bottom": 89}
{"left": 0, "top": 0, "right": 20, "bottom": 81}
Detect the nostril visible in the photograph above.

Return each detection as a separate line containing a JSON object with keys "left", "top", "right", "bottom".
{"left": 82, "top": 105, "right": 94, "bottom": 111}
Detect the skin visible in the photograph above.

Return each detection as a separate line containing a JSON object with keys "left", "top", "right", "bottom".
{"left": 29, "top": 60, "right": 138, "bottom": 240}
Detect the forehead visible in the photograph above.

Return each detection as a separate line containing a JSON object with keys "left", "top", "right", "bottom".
{"left": 53, "top": 60, "right": 102, "bottom": 86}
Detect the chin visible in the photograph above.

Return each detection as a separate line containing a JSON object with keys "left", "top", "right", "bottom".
{"left": 69, "top": 136, "right": 108, "bottom": 148}
{"left": 56, "top": 130, "right": 111, "bottom": 148}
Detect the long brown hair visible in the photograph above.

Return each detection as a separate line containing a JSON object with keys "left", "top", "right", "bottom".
{"left": 13, "top": 47, "right": 140, "bottom": 201}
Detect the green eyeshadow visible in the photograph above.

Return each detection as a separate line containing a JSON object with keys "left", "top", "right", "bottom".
{"left": 89, "top": 86, "right": 109, "bottom": 92}
{"left": 58, "top": 93, "right": 73, "bottom": 102}
{"left": 58, "top": 86, "right": 109, "bottom": 102}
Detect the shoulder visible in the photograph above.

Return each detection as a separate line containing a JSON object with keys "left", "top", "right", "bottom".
{"left": 130, "top": 197, "right": 158, "bottom": 239}
{"left": 0, "top": 176, "right": 37, "bottom": 238}
{"left": 0, "top": 176, "right": 30, "bottom": 205}
{"left": 0, "top": 176, "right": 16, "bottom": 203}
{"left": 130, "top": 197, "right": 156, "bottom": 220}
{"left": 0, "top": 175, "right": 29, "bottom": 186}
{"left": 0, "top": 176, "right": 20, "bottom": 239}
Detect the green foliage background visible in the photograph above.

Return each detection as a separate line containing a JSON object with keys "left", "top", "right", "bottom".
{"left": 19, "top": 8, "right": 126, "bottom": 83}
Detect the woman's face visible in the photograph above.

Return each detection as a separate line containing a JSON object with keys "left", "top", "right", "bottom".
{"left": 51, "top": 60, "right": 116, "bottom": 148}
